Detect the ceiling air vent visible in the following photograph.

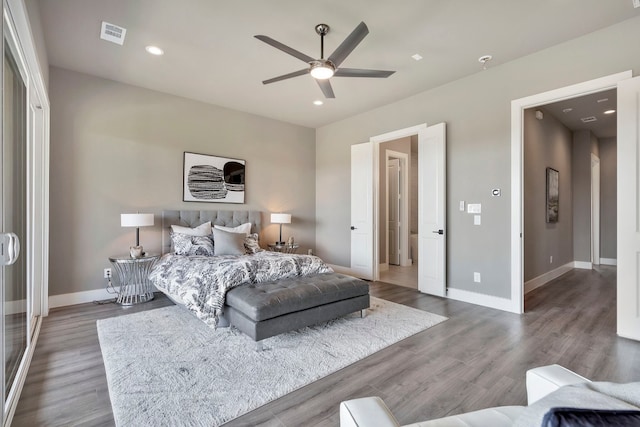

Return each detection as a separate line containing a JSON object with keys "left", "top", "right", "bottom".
{"left": 581, "top": 116, "right": 597, "bottom": 123}
{"left": 100, "top": 21, "right": 126, "bottom": 45}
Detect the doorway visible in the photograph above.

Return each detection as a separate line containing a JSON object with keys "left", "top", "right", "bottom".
{"left": 378, "top": 145, "right": 416, "bottom": 289}
{"left": 350, "top": 122, "right": 446, "bottom": 296}
{"left": 511, "top": 70, "right": 631, "bottom": 315}
{"left": 522, "top": 91, "right": 616, "bottom": 297}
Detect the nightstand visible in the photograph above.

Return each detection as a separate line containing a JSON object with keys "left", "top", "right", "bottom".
{"left": 267, "top": 243, "right": 300, "bottom": 254}
{"left": 108, "top": 253, "right": 159, "bottom": 305}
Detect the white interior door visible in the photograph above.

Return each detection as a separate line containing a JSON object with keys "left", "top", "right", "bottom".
{"left": 617, "top": 76, "right": 640, "bottom": 341}
{"left": 388, "top": 158, "right": 400, "bottom": 266}
{"left": 418, "top": 123, "right": 446, "bottom": 296}
{"left": 350, "top": 143, "right": 374, "bottom": 280}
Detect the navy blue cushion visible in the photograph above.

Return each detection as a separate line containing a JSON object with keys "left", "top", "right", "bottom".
{"left": 541, "top": 407, "right": 640, "bottom": 427}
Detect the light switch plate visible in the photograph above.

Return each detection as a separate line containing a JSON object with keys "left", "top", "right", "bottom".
{"left": 474, "top": 272, "right": 481, "bottom": 283}
{"left": 474, "top": 215, "right": 481, "bottom": 225}
{"left": 467, "top": 203, "right": 481, "bottom": 214}
{"left": 459, "top": 201, "right": 465, "bottom": 211}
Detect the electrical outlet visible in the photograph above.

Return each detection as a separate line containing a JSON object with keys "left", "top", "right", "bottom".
{"left": 104, "top": 268, "right": 112, "bottom": 279}
{"left": 474, "top": 272, "right": 481, "bottom": 283}
{"left": 550, "top": 256, "right": 553, "bottom": 264}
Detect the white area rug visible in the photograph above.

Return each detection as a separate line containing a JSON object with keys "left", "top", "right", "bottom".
{"left": 97, "top": 297, "right": 447, "bottom": 426}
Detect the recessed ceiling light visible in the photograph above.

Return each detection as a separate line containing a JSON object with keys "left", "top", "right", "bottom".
{"left": 562, "top": 108, "right": 573, "bottom": 113}
{"left": 145, "top": 45, "right": 164, "bottom": 56}
{"left": 478, "top": 55, "right": 492, "bottom": 70}
{"left": 411, "top": 53, "right": 423, "bottom": 61}
{"left": 604, "top": 109, "right": 616, "bottom": 114}
{"left": 313, "top": 100, "right": 323, "bottom": 106}
{"left": 597, "top": 98, "right": 609, "bottom": 103}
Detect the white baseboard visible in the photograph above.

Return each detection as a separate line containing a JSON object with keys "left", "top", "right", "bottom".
{"left": 379, "top": 263, "right": 389, "bottom": 272}
{"left": 446, "top": 287, "right": 519, "bottom": 314}
{"left": 600, "top": 258, "right": 617, "bottom": 266}
{"left": 49, "top": 287, "right": 120, "bottom": 308}
{"left": 574, "top": 261, "right": 593, "bottom": 269}
{"left": 525, "top": 262, "right": 574, "bottom": 294}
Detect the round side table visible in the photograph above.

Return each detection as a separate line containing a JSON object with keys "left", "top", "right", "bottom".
{"left": 267, "top": 243, "right": 299, "bottom": 254}
{"left": 108, "top": 253, "right": 159, "bottom": 305}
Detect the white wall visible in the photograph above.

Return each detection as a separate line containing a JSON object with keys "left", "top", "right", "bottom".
{"left": 49, "top": 67, "right": 316, "bottom": 296}
{"left": 315, "top": 15, "right": 640, "bottom": 299}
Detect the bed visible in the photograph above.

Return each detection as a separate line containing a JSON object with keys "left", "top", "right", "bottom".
{"left": 150, "top": 210, "right": 370, "bottom": 347}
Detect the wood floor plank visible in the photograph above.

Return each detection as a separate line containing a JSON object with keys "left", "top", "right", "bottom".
{"left": 13, "top": 266, "right": 640, "bottom": 426}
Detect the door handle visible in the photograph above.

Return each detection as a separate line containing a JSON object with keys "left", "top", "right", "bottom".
{"left": 432, "top": 229, "right": 444, "bottom": 235}
{"left": 0, "top": 233, "right": 20, "bottom": 266}
{"left": 350, "top": 226, "right": 357, "bottom": 230}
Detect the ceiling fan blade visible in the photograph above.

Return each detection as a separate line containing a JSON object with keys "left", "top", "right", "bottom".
{"left": 255, "top": 35, "right": 315, "bottom": 63}
{"left": 327, "top": 21, "right": 369, "bottom": 68}
{"left": 316, "top": 79, "right": 335, "bottom": 98}
{"left": 334, "top": 68, "right": 395, "bottom": 78}
{"left": 262, "top": 69, "right": 309, "bottom": 85}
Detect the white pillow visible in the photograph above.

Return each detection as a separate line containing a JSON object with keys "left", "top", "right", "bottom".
{"left": 214, "top": 222, "right": 252, "bottom": 236}
{"left": 171, "top": 221, "right": 212, "bottom": 236}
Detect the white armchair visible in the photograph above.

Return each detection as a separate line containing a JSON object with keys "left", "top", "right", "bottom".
{"left": 340, "top": 364, "right": 590, "bottom": 427}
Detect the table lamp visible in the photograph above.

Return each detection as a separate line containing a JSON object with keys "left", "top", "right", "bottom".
{"left": 270, "top": 213, "right": 291, "bottom": 245}
{"left": 121, "top": 213, "right": 154, "bottom": 258}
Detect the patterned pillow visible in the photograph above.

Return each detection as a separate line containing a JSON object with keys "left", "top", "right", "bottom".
{"left": 170, "top": 232, "right": 214, "bottom": 256}
{"left": 244, "top": 233, "right": 263, "bottom": 254}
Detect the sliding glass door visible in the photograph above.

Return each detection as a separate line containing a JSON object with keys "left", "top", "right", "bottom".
{"left": 2, "top": 22, "right": 28, "bottom": 417}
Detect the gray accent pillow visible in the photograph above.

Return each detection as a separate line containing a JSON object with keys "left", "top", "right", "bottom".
{"left": 212, "top": 228, "right": 246, "bottom": 256}
{"left": 170, "top": 232, "right": 214, "bottom": 256}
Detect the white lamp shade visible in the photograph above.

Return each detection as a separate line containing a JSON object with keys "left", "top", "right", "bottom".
{"left": 121, "top": 213, "right": 154, "bottom": 227}
{"left": 270, "top": 213, "right": 291, "bottom": 224}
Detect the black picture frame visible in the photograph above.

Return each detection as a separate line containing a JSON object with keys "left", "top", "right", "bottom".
{"left": 183, "top": 151, "right": 245, "bottom": 203}
{"left": 546, "top": 167, "right": 559, "bottom": 223}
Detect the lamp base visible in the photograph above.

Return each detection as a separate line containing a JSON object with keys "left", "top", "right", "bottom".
{"left": 130, "top": 246, "right": 144, "bottom": 258}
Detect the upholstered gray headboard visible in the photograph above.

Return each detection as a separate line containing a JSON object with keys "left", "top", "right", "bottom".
{"left": 162, "top": 210, "right": 262, "bottom": 255}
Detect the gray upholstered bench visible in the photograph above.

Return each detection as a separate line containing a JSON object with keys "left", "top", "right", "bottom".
{"left": 221, "top": 272, "right": 370, "bottom": 350}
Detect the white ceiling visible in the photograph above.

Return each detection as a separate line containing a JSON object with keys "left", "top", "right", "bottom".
{"left": 37, "top": 0, "right": 640, "bottom": 128}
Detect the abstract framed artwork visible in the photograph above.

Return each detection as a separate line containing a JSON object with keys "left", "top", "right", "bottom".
{"left": 546, "top": 167, "right": 559, "bottom": 223}
{"left": 183, "top": 152, "right": 245, "bottom": 203}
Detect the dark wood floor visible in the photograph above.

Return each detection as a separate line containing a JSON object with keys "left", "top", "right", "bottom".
{"left": 13, "top": 266, "right": 640, "bottom": 426}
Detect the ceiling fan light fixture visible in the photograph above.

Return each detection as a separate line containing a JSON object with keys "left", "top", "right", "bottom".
{"left": 309, "top": 60, "right": 335, "bottom": 80}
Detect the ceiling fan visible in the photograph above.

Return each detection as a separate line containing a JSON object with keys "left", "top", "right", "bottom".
{"left": 255, "top": 21, "right": 395, "bottom": 99}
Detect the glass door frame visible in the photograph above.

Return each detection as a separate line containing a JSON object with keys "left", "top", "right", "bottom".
{"left": 1, "top": 0, "right": 49, "bottom": 424}
{"left": 2, "top": 4, "right": 31, "bottom": 421}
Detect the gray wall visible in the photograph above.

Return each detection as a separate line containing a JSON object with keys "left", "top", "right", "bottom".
{"left": 600, "top": 137, "right": 617, "bottom": 259}
{"left": 377, "top": 137, "right": 411, "bottom": 264}
{"left": 49, "top": 67, "right": 316, "bottom": 296}
{"left": 572, "top": 130, "right": 598, "bottom": 263}
{"left": 315, "top": 15, "right": 640, "bottom": 299}
{"left": 523, "top": 108, "right": 573, "bottom": 282}
{"left": 410, "top": 136, "right": 418, "bottom": 235}
{"left": 24, "top": 0, "right": 49, "bottom": 89}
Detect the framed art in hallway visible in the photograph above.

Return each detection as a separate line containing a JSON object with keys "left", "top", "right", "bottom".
{"left": 546, "top": 167, "right": 559, "bottom": 223}
{"left": 183, "top": 152, "right": 245, "bottom": 203}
